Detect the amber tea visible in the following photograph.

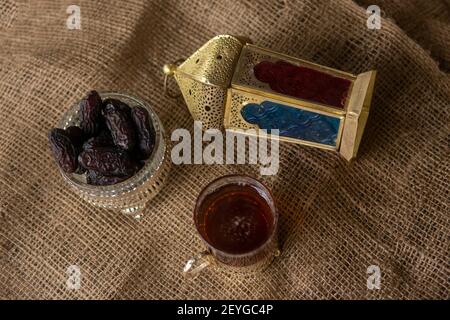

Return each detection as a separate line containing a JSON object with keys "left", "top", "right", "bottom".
{"left": 190, "top": 175, "right": 278, "bottom": 270}
{"left": 198, "top": 183, "right": 273, "bottom": 255}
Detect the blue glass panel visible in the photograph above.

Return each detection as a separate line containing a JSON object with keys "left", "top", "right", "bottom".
{"left": 241, "top": 101, "right": 340, "bottom": 146}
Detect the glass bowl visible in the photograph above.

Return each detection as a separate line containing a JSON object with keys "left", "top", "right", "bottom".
{"left": 57, "top": 92, "right": 171, "bottom": 219}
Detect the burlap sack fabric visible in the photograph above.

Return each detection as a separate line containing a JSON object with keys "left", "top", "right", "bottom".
{"left": 0, "top": 0, "right": 448, "bottom": 299}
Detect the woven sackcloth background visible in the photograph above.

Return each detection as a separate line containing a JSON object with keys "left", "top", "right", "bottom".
{"left": 0, "top": 0, "right": 449, "bottom": 299}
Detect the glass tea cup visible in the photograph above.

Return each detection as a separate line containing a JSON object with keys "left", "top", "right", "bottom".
{"left": 184, "top": 175, "right": 280, "bottom": 277}
{"left": 57, "top": 92, "right": 171, "bottom": 219}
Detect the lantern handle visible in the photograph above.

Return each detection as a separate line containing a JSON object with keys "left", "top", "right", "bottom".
{"left": 163, "top": 59, "right": 185, "bottom": 99}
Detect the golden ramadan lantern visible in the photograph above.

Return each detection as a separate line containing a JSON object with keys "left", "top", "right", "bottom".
{"left": 163, "top": 35, "right": 376, "bottom": 161}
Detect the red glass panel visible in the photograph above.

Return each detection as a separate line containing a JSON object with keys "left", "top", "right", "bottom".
{"left": 254, "top": 60, "right": 351, "bottom": 109}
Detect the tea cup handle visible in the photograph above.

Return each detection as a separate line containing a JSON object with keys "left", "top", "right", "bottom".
{"left": 183, "top": 250, "right": 213, "bottom": 278}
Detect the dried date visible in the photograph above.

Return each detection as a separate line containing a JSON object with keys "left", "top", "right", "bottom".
{"left": 103, "top": 98, "right": 132, "bottom": 114}
{"left": 48, "top": 128, "right": 78, "bottom": 173}
{"left": 83, "top": 129, "right": 114, "bottom": 150}
{"left": 102, "top": 99, "right": 136, "bottom": 150}
{"left": 65, "top": 126, "right": 84, "bottom": 149}
{"left": 131, "top": 106, "right": 155, "bottom": 159}
{"left": 86, "top": 170, "right": 131, "bottom": 186}
{"left": 78, "top": 147, "right": 137, "bottom": 176}
{"left": 79, "top": 90, "right": 103, "bottom": 136}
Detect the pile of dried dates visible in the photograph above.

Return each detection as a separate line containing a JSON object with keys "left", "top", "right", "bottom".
{"left": 49, "top": 91, "right": 156, "bottom": 186}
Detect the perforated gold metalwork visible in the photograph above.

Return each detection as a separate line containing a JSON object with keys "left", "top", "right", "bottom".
{"left": 171, "top": 35, "right": 247, "bottom": 129}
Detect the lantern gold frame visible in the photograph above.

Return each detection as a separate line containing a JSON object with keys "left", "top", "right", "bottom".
{"left": 164, "top": 35, "right": 376, "bottom": 161}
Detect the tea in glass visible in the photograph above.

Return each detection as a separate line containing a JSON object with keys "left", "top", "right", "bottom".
{"left": 184, "top": 175, "right": 279, "bottom": 276}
